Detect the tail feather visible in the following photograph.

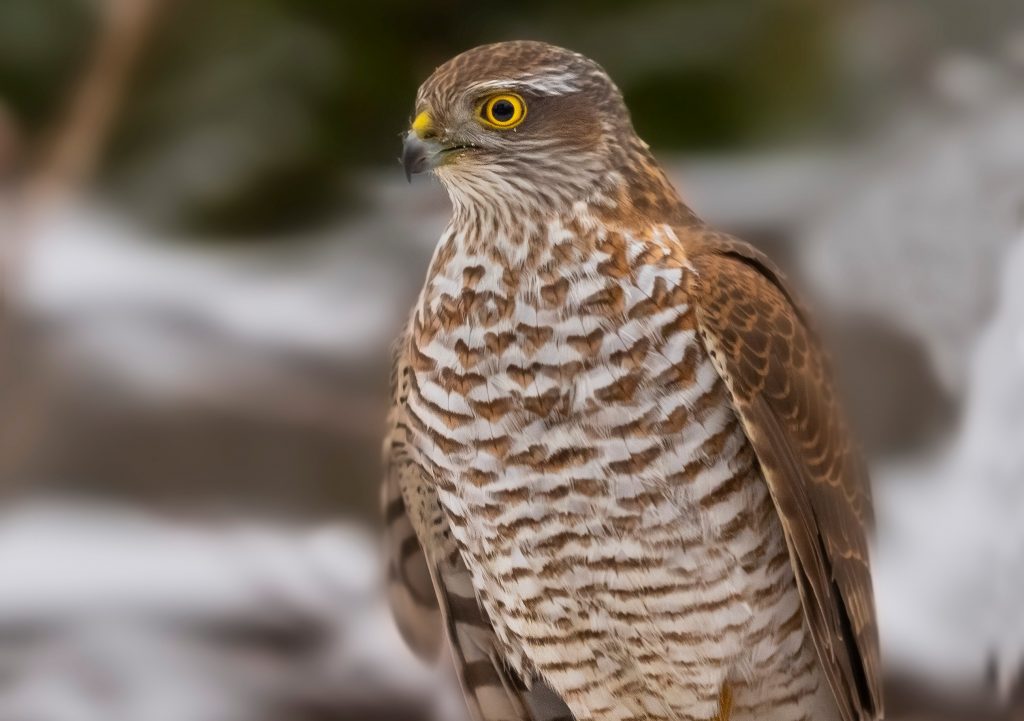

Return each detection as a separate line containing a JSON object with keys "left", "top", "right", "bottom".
{"left": 434, "top": 557, "right": 572, "bottom": 721}
{"left": 382, "top": 458, "right": 442, "bottom": 660}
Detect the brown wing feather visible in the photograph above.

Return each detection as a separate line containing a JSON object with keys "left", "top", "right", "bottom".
{"left": 383, "top": 324, "right": 574, "bottom": 721}
{"left": 382, "top": 452, "right": 444, "bottom": 659}
{"left": 383, "top": 329, "right": 444, "bottom": 660}
{"left": 684, "top": 231, "right": 883, "bottom": 721}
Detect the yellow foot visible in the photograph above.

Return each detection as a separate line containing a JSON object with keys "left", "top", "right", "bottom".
{"left": 715, "top": 682, "right": 733, "bottom": 721}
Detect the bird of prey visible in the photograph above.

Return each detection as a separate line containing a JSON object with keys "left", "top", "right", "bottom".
{"left": 383, "top": 41, "right": 882, "bottom": 721}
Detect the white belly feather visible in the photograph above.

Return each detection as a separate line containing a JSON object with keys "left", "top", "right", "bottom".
{"left": 406, "top": 223, "right": 833, "bottom": 721}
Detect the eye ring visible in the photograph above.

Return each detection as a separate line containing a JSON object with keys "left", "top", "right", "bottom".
{"left": 479, "top": 93, "right": 526, "bottom": 129}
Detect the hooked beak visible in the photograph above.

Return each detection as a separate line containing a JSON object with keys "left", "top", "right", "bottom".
{"left": 402, "top": 130, "right": 437, "bottom": 182}
{"left": 402, "top": 110, "right": 440, "bottom": 182}
{"left": 401, "top": 110, "right": 475, "bottom": 181}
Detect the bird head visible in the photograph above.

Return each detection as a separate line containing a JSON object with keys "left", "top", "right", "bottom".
{"left": 402, "top": 41, "right": 681, "bottom": 220}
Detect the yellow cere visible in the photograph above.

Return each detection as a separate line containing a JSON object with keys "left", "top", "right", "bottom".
{"left": 411, "top": 111, "right": 433, "bottom": 139}
{"left": 480, "top": 93, "right": 526, "bottom": 129}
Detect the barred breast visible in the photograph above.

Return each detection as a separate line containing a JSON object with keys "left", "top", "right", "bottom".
{"left": 404, "top": 215, "right": 834, "bottom": 721}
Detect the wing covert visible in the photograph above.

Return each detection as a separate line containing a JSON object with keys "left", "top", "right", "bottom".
{"left": 684, "top": 232, "right": 883, "bottom": 721}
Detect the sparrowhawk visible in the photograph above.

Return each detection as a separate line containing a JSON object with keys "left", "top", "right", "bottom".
{"left": 382, "top": 41, "right": 882, "bottom": 721}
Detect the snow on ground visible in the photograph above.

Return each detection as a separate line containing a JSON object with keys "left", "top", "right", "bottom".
{"left": 12, "top": 192, "right": 445, "bottom": 399}
{"left": 802, "top": 89, "right": 1024, "bottom": 393}
{"left": 873, "top": 231, "right": 1024, "bottom": 699}
{"left": 0, "top": 503, "right": 456, "bottom": 721}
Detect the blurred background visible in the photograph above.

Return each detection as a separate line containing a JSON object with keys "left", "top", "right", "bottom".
{"left": 0, "top": 0, "right": 1022, "bottom": 719}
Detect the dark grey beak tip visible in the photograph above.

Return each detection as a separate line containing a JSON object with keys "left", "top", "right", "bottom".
{"left": 401, "top": 132, "right": 431, "bottom": 183}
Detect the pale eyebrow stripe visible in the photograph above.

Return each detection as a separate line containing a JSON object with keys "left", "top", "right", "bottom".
{"left": 467, "top": 72, "right": 581, "bottom": 97}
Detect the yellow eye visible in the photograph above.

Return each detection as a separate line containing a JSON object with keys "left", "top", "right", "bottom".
{"left": 479, "top": 93, "right": 526, "bottom": 129}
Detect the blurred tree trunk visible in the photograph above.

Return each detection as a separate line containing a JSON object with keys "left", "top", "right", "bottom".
{"left": 0, "top": 0, "right": 172, "bottom": 487}
{"left": 24, "top": 0, "right": 168, "bottom": 202}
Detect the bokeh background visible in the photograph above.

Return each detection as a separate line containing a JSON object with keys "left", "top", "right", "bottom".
{"left": 0, "top": 1, "right": 1022, "bottom": 719}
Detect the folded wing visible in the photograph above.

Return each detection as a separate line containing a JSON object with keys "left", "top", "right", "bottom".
{"left": 685, "top": 232, "right": 883, "bottom": 721}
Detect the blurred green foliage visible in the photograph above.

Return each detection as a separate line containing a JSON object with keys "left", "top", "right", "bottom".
{"left": 0, "top": 0, "right": 839, "bottom": 235}
{"left": 0, "top": 0, "right": 97, "bottom": 137}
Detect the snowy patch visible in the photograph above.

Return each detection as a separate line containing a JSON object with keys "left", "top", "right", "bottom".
{"left": 874, "top": 232, "right": 1024, "bottom": 699}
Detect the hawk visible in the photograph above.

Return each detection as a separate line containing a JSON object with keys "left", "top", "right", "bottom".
{"left": 383, "top": 41, "right": 882, "bottom": 721}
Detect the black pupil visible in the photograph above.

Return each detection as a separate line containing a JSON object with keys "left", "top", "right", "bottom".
{"left": 491, "top": 99, "right": 515, "bottom": 122}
